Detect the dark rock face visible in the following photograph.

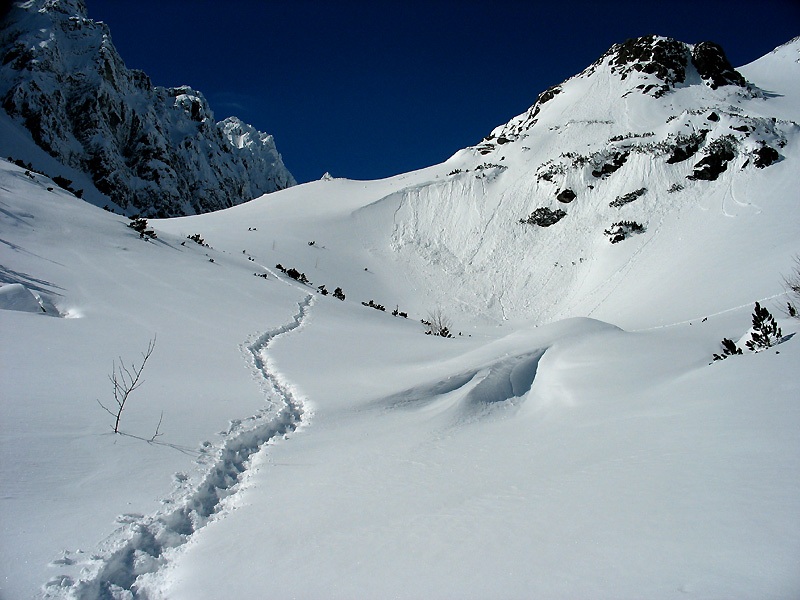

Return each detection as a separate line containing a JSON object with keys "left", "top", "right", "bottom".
{"left": 754, "top": 145, "right": 780, "bottom": 168}
{"left": 556, "top": 188, "right": 576, "bottom": 203}
{"left": 526, "top": 85, "right": 563, "bottom": 124}
{"left": 535, "top": 84, "right": 562, "bottom": 108}
{"left": 0, "top": 0, "right": 295, "bottom": 216}
{"left": 520, "top": 207, "right": 567, "bottom": 227}
{"left": 691, "top": 42, "right": 746, "bottom": 89}
{"left": 591, "top": 151, "right": 629, "bottom": 178}
{"left": 666, "top": 130, "right": 708, "bottom": 164}
{"left": 609, "top": 35, "right": 689, "bottom": 86}
{"left": 687, "top": 137, "right": 736, "bottom": 181}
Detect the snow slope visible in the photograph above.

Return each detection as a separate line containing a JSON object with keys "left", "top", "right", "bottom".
{"left": 739, "top": 35, "right": 800, "bottom": 122}
{"left": 1, "top": 35, "right": 799, "bottom": 600}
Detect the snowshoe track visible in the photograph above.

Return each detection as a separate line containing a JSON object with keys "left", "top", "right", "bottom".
{"left": 44, "top": 295, "right": 314, "bottom": 600}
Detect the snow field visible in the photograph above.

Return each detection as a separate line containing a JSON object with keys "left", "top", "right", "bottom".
{"left": 143, "top": 299, "right": 800, "bottom": 599}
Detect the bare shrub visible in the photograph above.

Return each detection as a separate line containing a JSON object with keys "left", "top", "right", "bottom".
{"left": 424, "top": 308, "right": 453, "bottom": 338}
{"left": 97, "top": 336, "right": 156, "bottom": 433}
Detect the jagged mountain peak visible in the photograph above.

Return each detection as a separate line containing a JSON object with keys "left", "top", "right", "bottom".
{"left": 221, "top": 116, "right": 275, "bottom": 150}
{"left": 0, "top": 0, "right": 295, "bottom": 216}
{"left": 603, "top": 35, "right": 690, "bottom": 86}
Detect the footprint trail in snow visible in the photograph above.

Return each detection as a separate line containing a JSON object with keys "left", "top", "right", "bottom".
{"left": 44, "top": 295, "right": 314, "bottom": 600}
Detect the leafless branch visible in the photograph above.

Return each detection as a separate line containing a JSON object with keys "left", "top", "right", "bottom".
{"left": 97, "top": 336, "right": 157, "bottom": 433}
{"left": 149, "top": 411, "right": 164, "bottom": 443}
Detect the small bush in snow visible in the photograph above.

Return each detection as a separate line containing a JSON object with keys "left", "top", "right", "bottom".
{"left": 97, "top": 337, "right": 156, "bottom": 434}
{"left": 745, "top": 302, "right": 782, "bottom": 352}
{"left": 187, "top": 233, "right": 207, "bottom": 246}
{"left": 604, "top": 221, "right": 646, "bottom": 243}
{"left": 51, "top": 174, "right": 83, "bottom": 197}
{"left": 285, "top": 268, "right": 309, "bottom": 285}
{"left": 276, "top": 264, "right": 310, "bottom": 284}
{"left": 128, "top": 216, "right": 156, "bottom": 239}
{"left": 362, "top": 300, "right": 386, "bottom": 312}
{"left": 519, "top": 207, "right": 567, "bottom": 227}
{"left": 609, "top": 187, "right": 647, "bottom": 208}
{"left": 712, "top": 338, "right": 742, "bottom": 362}
{"left": 424, "top": 308, "right": 454, "bottom": 338}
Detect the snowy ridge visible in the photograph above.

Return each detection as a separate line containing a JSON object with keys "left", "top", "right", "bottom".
{"left": 44, "top": 296, "right": 314, "bottom": 600}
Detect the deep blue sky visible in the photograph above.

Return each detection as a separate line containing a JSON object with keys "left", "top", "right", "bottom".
{"left": 90, "top": 1, "right": 799, "bottom": 183}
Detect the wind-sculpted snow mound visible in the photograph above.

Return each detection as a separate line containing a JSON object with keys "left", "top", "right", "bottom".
{"left": 378, "top": 350, "right": 545, "bottom": 425}
{"left": 0, "top": 282, "right": 59, "bottom": 315}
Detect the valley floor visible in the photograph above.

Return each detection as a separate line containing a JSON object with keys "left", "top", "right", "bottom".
{"left": 144, "top": 298, "right": 800, "bottom": 600}
{"left": 1, "top": 154, "right": 799, "bottom": 599}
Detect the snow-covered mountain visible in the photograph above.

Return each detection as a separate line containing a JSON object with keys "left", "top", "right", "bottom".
{"left": 1, "top": 34, "right": 799, "bottom": 600}
{"left": 0, "top": 0, "right": 295, "bottom": 217}
{"left": 355, "top": 34, "right": 796, "bottom": 327}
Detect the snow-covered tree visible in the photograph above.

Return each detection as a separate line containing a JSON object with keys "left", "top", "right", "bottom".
{"left": 745, "top": 302, "right": 782, "bottom": 352}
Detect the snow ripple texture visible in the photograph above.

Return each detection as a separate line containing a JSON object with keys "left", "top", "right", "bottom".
{"left": 46, "top": 295, "right": 314, "bottom": 600}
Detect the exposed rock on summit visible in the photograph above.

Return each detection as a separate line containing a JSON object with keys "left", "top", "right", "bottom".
{"left": 691, "top": 41, "right": 747, "bottom": 89}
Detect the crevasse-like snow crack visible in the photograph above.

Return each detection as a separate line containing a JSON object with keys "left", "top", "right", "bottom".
{"left": 46, "top": 295, "right": 314, "bottom": 600}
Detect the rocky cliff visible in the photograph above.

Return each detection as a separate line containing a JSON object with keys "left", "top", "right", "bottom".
{"left": 0, "top": 0, "right": 295, "bottom": 216}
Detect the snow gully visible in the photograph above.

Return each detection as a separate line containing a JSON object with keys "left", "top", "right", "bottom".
{"left": 48, "top": 296, "right": 314, "bottom": 600}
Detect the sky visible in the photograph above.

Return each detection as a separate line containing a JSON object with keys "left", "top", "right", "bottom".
{"left": 88, "top": 0, "right": 800, "bottom": 184}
